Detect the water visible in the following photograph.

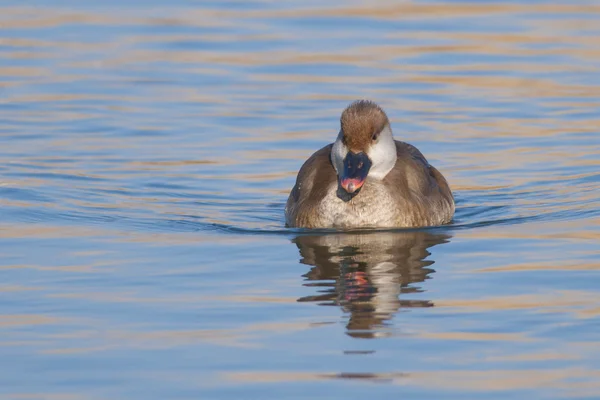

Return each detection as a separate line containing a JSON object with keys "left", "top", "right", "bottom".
{"left": 1, "top": 1, "right": 599, "bottom": 399}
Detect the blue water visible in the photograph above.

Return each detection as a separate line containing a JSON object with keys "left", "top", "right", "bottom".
{"left": 1, "top": 1, "right": 600, "bottom": 399}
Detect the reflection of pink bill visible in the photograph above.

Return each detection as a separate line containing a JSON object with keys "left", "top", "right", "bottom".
{"left": 344, "top": 271, "right": 371, "bottom": 301}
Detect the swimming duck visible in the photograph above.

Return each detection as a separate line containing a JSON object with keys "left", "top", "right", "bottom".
{"left": 285, "top": 100, "right": 454, "bottom": 229}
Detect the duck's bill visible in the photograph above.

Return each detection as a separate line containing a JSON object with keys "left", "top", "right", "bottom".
{"left": 340, "top": 177, "right": 365, "bottom": 193}
{"left": 340, "top": 151, "right": 371, "bottom": 194}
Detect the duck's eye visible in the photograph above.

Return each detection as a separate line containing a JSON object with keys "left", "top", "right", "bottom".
{"left": 372, "top": 132, "right": 379, "bottom": 141}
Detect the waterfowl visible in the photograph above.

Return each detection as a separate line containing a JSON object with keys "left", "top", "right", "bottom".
{"left": 285, "top": 100, "right": 454, "bottom": 229}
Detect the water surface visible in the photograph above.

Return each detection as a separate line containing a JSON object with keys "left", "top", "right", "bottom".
{"left": 1, "top": 1, "right": 600, "bottom": 399}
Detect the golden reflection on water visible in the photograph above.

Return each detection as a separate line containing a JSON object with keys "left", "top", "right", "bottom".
{"left": 1, "top": 1, "right": 600, "bottom": 398}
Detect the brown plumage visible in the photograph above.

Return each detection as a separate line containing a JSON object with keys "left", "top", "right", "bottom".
{"left": 285, "top": 100, "right": 455, "bottom": 229}
{"left": 340, "top": 100, "right": 389, "bottom": 152}
{"left": 287, "top": 144, "right": 336, "bottom": 228}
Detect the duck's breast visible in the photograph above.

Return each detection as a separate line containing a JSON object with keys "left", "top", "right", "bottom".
{"left": 316, "top": 179, "right": 399, "bottom": 228}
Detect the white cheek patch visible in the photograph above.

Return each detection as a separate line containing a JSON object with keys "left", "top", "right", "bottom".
{"left": 367, "top": 126, "right": 396, "bottom": 180}
{"left": 331, "top": 136, "right": 347, "bottom": 175}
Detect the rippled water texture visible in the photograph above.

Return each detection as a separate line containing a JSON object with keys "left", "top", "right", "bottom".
{"left": 1, "top": 1, "right": 600, "bottom": 399}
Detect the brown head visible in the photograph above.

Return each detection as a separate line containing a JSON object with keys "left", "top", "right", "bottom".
{"left": 340, "top": 100, "right": 390, "bottom": 153}
{"left": 332, "top": 100, "right": 397, "bottom": 200}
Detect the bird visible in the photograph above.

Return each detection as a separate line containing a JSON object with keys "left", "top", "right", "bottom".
{"left": 285, "top": 100, "right": 454, "bottom": 229}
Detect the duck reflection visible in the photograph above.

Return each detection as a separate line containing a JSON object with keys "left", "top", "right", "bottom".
{"left": 294, "top": 231, "right": 451, "bottom": 338}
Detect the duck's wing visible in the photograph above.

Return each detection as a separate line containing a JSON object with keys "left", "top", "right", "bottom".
{"left": 384, "top": 140, "right": 454, "bottom": 225}
{"left": 400, "top": 140, "right": 430, "bottom": 168}
{"left": 285, "top": 144, "right": 337, "bottom": 228}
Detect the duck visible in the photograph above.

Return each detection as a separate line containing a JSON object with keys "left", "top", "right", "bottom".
{"left": 285, "top": 100, "right": 454, "bottom": 229}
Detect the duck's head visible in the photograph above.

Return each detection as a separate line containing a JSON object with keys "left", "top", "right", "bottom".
{"left": 331, "top": 100, "right": 396, "bottom": 199}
